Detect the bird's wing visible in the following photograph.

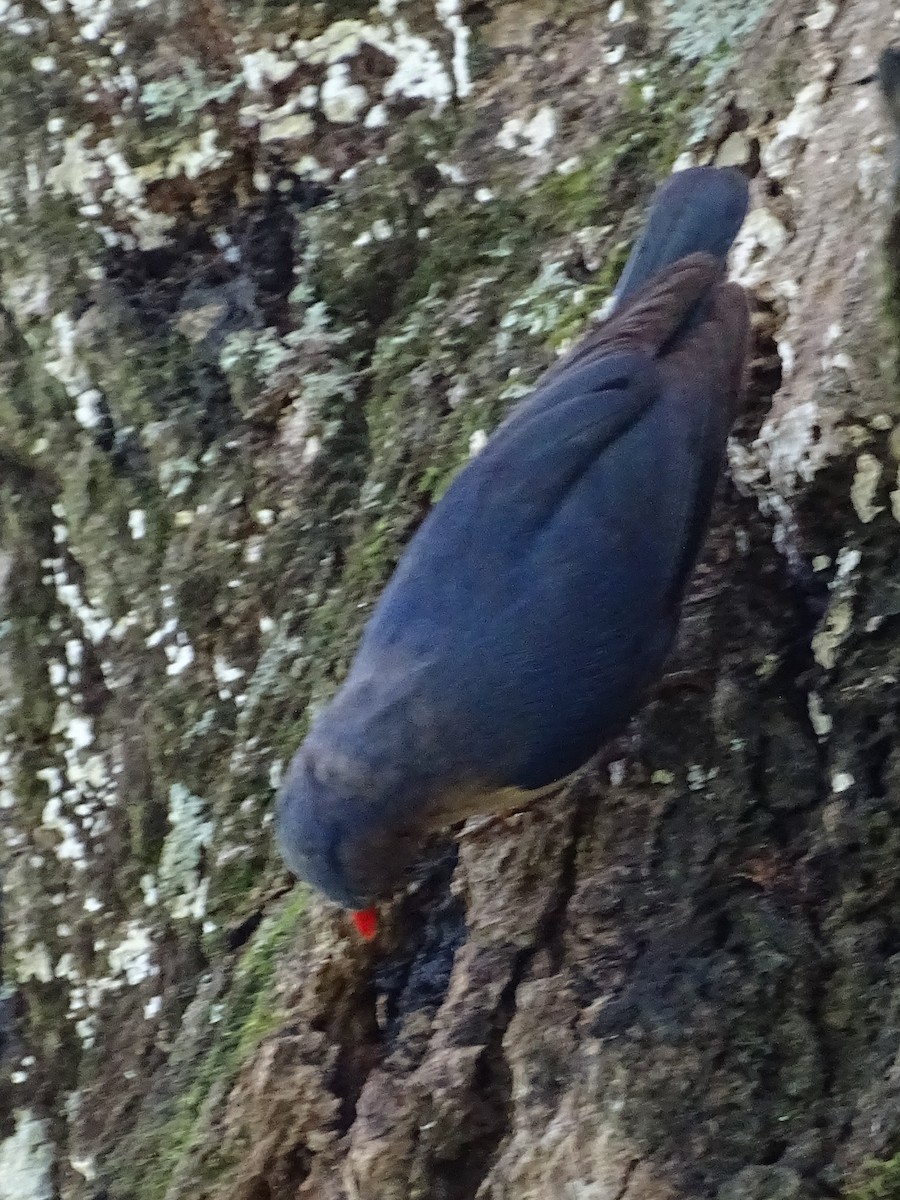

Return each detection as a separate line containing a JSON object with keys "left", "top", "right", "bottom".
{"left": 534, "top": 253, "right": 722, "bottom": 392}
{"left": 352, "top": 269, "right": 748, "bottom": 792}
{"left": 357, "top": 347, "right": 662, "bottom": 641}
{"left": 368, "top": 254, "right": 739, "bottom": 605}
{"left": 495, "top": 278, "right": 749, "bottom": 788}
{"left": 653, "top": 278, "right": 749, "bottom": 608}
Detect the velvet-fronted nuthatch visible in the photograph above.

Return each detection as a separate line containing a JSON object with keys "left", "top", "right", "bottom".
{"left": 275, "top": 166, "right": 751, "bottom": 932}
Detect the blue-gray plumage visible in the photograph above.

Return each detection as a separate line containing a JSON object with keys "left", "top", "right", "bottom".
{"left": 276, "top": 166, "right": 751, "bottom": 915}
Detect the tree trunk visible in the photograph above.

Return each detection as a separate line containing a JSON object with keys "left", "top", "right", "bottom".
{"left": 2, "top": 1, "right": 900, "bottom": 1198}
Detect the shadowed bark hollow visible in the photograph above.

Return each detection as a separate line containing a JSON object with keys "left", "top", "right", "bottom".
{"left": 1, "top": 1, "right": 899, "bottom": 1199}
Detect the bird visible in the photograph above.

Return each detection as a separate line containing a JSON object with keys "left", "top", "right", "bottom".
{"left": 275, "top": 165, "right": 751, "bottom": 935}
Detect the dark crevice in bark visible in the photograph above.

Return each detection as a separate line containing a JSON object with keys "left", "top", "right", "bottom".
{"left": 316, "top": 978, "right": 382, "bottom": 1137}
{"left": 375, "top": 842, "right": 464, "bottom": 1046}
{"left": 858, "top": 726, "right": 892, "bottom": 800}
{"left": 307, "top": 861, "right": 466, "bottom": 1145}
{"left": 612, "top": 1157, "right": 639, "bottom": 1200}
{"left": 225, "top": 910, "right": 264, "bottom": 951}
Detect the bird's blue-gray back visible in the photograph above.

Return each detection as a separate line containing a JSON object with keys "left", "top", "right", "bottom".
{"left": 276, "top": 166, "right": 752, "bottom": 908}
{"left": 351, "top": 259, "right": 749, "bottom": 789}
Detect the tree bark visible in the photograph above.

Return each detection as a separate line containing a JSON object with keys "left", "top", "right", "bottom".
{"left": 2, "top": 1, "right": 900, "bottom": 1198}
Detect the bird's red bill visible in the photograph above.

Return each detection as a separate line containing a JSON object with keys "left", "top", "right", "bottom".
{"left": 352, "top": 908, "right": 378, "bottom": 939}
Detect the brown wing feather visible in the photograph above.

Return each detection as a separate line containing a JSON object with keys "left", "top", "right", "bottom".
{"left": 543, "top": 252, "right": 725, "bottom": 383}
{"left": 657, "top": 278, "right": 750, "bottom": 418}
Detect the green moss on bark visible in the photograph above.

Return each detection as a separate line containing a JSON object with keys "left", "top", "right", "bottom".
{"left": 848, "top": 1157, "right": 900, "bottom": 1200}
{"left": 104, "top": 890, "right": 306, "bottom": 1200}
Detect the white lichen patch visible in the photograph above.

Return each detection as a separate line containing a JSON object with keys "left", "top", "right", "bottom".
{"left": 127, "top": 509, "right": 146, "bottom": 540}
{"left": 15, "top": 944, "right": 53, "bottom": 985}
{"left": 468, "top": 429, "right": 487, "bottom": 457}
{"left": 436, "top": 0, "right": 471, "bottom": 99}
{"left": 320, "top": 62, "right": 368, "bottom": 124}
{"left": 812, "top": 598, "right": 853, "bottom": 669}
{"left": 381, "top": 26, "right": 454, "bottom": 108}
{"left": 365, "top": 103, "right": 389, "bottom": 128}
{"left": 608, "top": 759, "right": 627, "bottom": 786}
{"left": 686, "top": 764, "right": 718, "bottom": 792}
{"left": 164, "top": 128, "right": 231, "bottom": 181}
{"left": 44, "top": 312, "right": 108, "bottom": 430}
{"left": 66, "top": 715, "right": 93, "bottom": 751}
{"left": 294, "top": 18, "right": 366, "bottom": 64}
{"left": 107, "top": 921, "right": 158, "bottom": 986}
{"left": 761, "top": 78, "right": 829, "bottom": 181}
{"left": 730, "top": 208, "right": 790, "bottom": 290}
{"left": 805, "top": 0, "right": 837, "bottom": 29}
{"left": 3, "top": 267, "right": 52, "bottom": 322}
{"left": 68, "top": 0, "right": 114, "bottom": 42}
{"left": 213, "top": 656, "right": 245, "bottom": 686}
{"left": 70, "top": 1154, "right": 97, "bottom": 1183}
{"left": 30, "top": 656, "right": 118, "bottom": 871}
{"left": 0, "top": 1111, "right": 55, "bottom": 1200}
{"left": 142, "top": 60, "right": 242, "bottom": 122}
{"left": 158, "top": 783, "right": 214, "bottom": 921}
{"left": 496, "top": 106, "right": 558, "bottom": 158}
{"left": 241, "top": 49, "right": 298, "bottom": 93}
{"left": 290, "top": 8, "right": 464, "bottom": 117}
{"left": 259, "top": 111, "right": 315, "bottom": 144}
{"left": 834, "top": 546, "right": 861, "bottom": 582}
{"left": 145, "top": 617, "right": 178, "bottom": 649}
{"left": 139, "top": 873, "right": 160, "bottom": 907}
{"left": 807, "top": 691, "right": 832, "bottom": 739}
{"left": 46, "top": 128, "right": 174, "bottom": 249}
{"left": 143, "top": 995, "right": 162, "bottom": 1020}
{"left": 220, "top": 324, "right": 313, "bottom": 376}
{"left": 165, "top": 638, "right": 195, "bottom": 676}
{"left": 74, "top": 1015, "right": 97, "bottom": 1049}
{"left": 42, "top": 538, "right": 112, "bottom": 645}
{"left": 850, "top": 452, "right": 884, "bottom": 523}
{"left": 41, "top": 794, "right": 87, "bottom": 868}
{"left": 755, "top": 399, "right": 833, "bottom": 495}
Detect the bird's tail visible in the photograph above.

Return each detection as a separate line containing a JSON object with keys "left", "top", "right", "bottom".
{"left": 613, "top": 166, "right": 749, "bottom": 303}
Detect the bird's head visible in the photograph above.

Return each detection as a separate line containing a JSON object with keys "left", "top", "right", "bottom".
{"left": 275, "top": 730, "right": 425, "bottom": 912}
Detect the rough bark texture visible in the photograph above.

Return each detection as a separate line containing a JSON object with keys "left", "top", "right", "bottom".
{"left": 2, "top": 0, "right": 900, "bottom": 1198}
